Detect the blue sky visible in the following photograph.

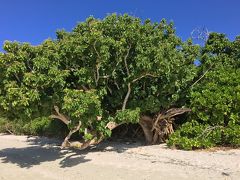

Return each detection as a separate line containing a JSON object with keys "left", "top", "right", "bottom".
{"left": 0, "top": 0, "right": 239, "bottom": 50}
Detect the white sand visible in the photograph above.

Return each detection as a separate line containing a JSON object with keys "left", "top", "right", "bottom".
{"left": 0, "top": 134, "right": 239, "bottom": 180}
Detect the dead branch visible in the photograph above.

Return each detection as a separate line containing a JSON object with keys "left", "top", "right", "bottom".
{"left": 152, "top": 108, "right": 191, "bottom": 143}
{"left": 61, "top": 119, "right": 105, "bottom": 150}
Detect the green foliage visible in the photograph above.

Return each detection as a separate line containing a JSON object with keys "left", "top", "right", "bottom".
{"left": 0, "top": 117, "right": 27, "bottom": 135}
{"left": 167, "top": 121, "right": 222, "bottom": 150}
{"left": 0, "top": 15, "right": 239, "bottom": 149}
{"left": 169, "top": 33, "right": 240, "bottom": 149}
{"left": 168, "top": 121, "right": 240, "bottom": 150}
{"left": 23, "top": 117, "right": 53, "bottom": 135}
{"left": 224, "top": 123, "right": 240, "bottom": 145}
{"left": 0, "top": 14, "right": 199, "bottom": 141}
{"left": 0, "top": 117, "right": 67, "bottom": 137}
{"left": 62, "top": 89, "right": 102, "bottom": 127}
{"left": 0, "top": 117, "right": 10, "bottom": 133}
{"left": 115, "top": 108, "right": 141, "bottom": 124}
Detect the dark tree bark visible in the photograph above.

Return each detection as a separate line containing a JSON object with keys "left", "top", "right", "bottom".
{"left": 140, "top": 108, "right": 191, "bottom": 145}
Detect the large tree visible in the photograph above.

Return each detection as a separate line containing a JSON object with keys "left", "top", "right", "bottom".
{"left": 0, "top": 14, "right": 199, "bottom": 148}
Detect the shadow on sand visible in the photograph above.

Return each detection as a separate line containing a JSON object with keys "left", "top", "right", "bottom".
{"left": 0, "top": 135, "right": 144, "bottom": 169}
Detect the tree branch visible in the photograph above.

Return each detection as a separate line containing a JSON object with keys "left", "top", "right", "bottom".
{"left": 14, "top": 74, "right": 21, "bottom": 84}
{"left": 123, "top": 45, "right": 131, "bottom": 76}
{"left": 106, "top": 121, "right": 118, "bottom": 130}
{"left": 159, "top": 108, "right": 192, "bottom": 120}
{"left": 191, "top": 65, "right": 213, "bottom": 88}
{"left": 114, "top": 80, "right": 120, "bottom": 90}
{"left": 121, "top": 45, "right": 132, "bottom": 110}
{"left": 132, "top": 73, "right": 158, "bottom": 83}
{"left": 99, "top": 75, "right": 110, "bottom": 79}
{"left": 81, "top": 85, "right": 89, "bottom": 91}
{"left": 93, "top": 41, "right": 101, "bottom": 86}
{"left": 107, "top": 85, "right": 112, "bottom": 94}
{"left": 122, "top": 83, "right": 131, "bottom": 110}
{"left": 49, "top": 106, "right": 70, "bottom": 125}
{"left": 61, "top": 121, "right": 81, "bottom": 148}
{"left": 69, "top": 135, "right": 105, "bottom": 150}
{"left": 197, "top": 125, "right": 222, "bottom": 139}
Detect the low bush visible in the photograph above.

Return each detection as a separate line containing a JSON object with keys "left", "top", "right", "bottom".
{"left": 0, "top": 116, "right": 67, "bottom": 138}
{"left": 23, "top": 117, "right": 68, "bottom": 137}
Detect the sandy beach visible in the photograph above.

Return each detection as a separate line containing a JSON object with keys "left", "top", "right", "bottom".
{"left": 0, "top": 134, "right": 239, "bottom": 180}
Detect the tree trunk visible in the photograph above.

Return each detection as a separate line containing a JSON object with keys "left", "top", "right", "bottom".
{"left": 139, "top": 108, "right": 191, "bottom": 145}
{"left": 50, "top": 106, "right": 104, "bottom": 150}
{"left": 139, "top": 115, "right": 153, "bottom": 144}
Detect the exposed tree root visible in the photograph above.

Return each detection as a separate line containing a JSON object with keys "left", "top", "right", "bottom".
{"left": 140, "top": 108, "right": 191, "bottom": 145}
{"left": 50, "top": 106, "right": 191, "bottom": 149}
{"left": 63, "top": 136, "right": 104, "bottom": 150}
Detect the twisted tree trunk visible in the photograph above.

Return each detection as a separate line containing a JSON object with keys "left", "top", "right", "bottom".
{"left": 50, "top": 106, "right": 104, "bottom": 150}
{"left": 50, "top": 106, "right": 191, "bottom": 149}
{"left": 139, "top": 108, "right": 191, "bottom": 145}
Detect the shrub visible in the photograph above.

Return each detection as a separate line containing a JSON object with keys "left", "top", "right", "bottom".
{"left": 167, "top": 121, "right": 222, "bottom": 150}
{"left": 0, "top": 117, "right": 10, "bottom": 133}
{"left": 0, "top": 117, "right": 67, "bottom": 137}
{"left": 168, "top": 33, "right": 240, "bottom": 150}
{"left": 23, "top": 117, "right": 67, "bottom": 137}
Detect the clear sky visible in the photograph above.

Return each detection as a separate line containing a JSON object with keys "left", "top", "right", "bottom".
{"left": 0, "top": 0, "right": 239, "bottom": 50}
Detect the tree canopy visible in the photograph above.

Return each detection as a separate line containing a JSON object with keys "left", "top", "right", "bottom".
{"left": 0, "top": 14, "right": 239, "bottom": 149}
